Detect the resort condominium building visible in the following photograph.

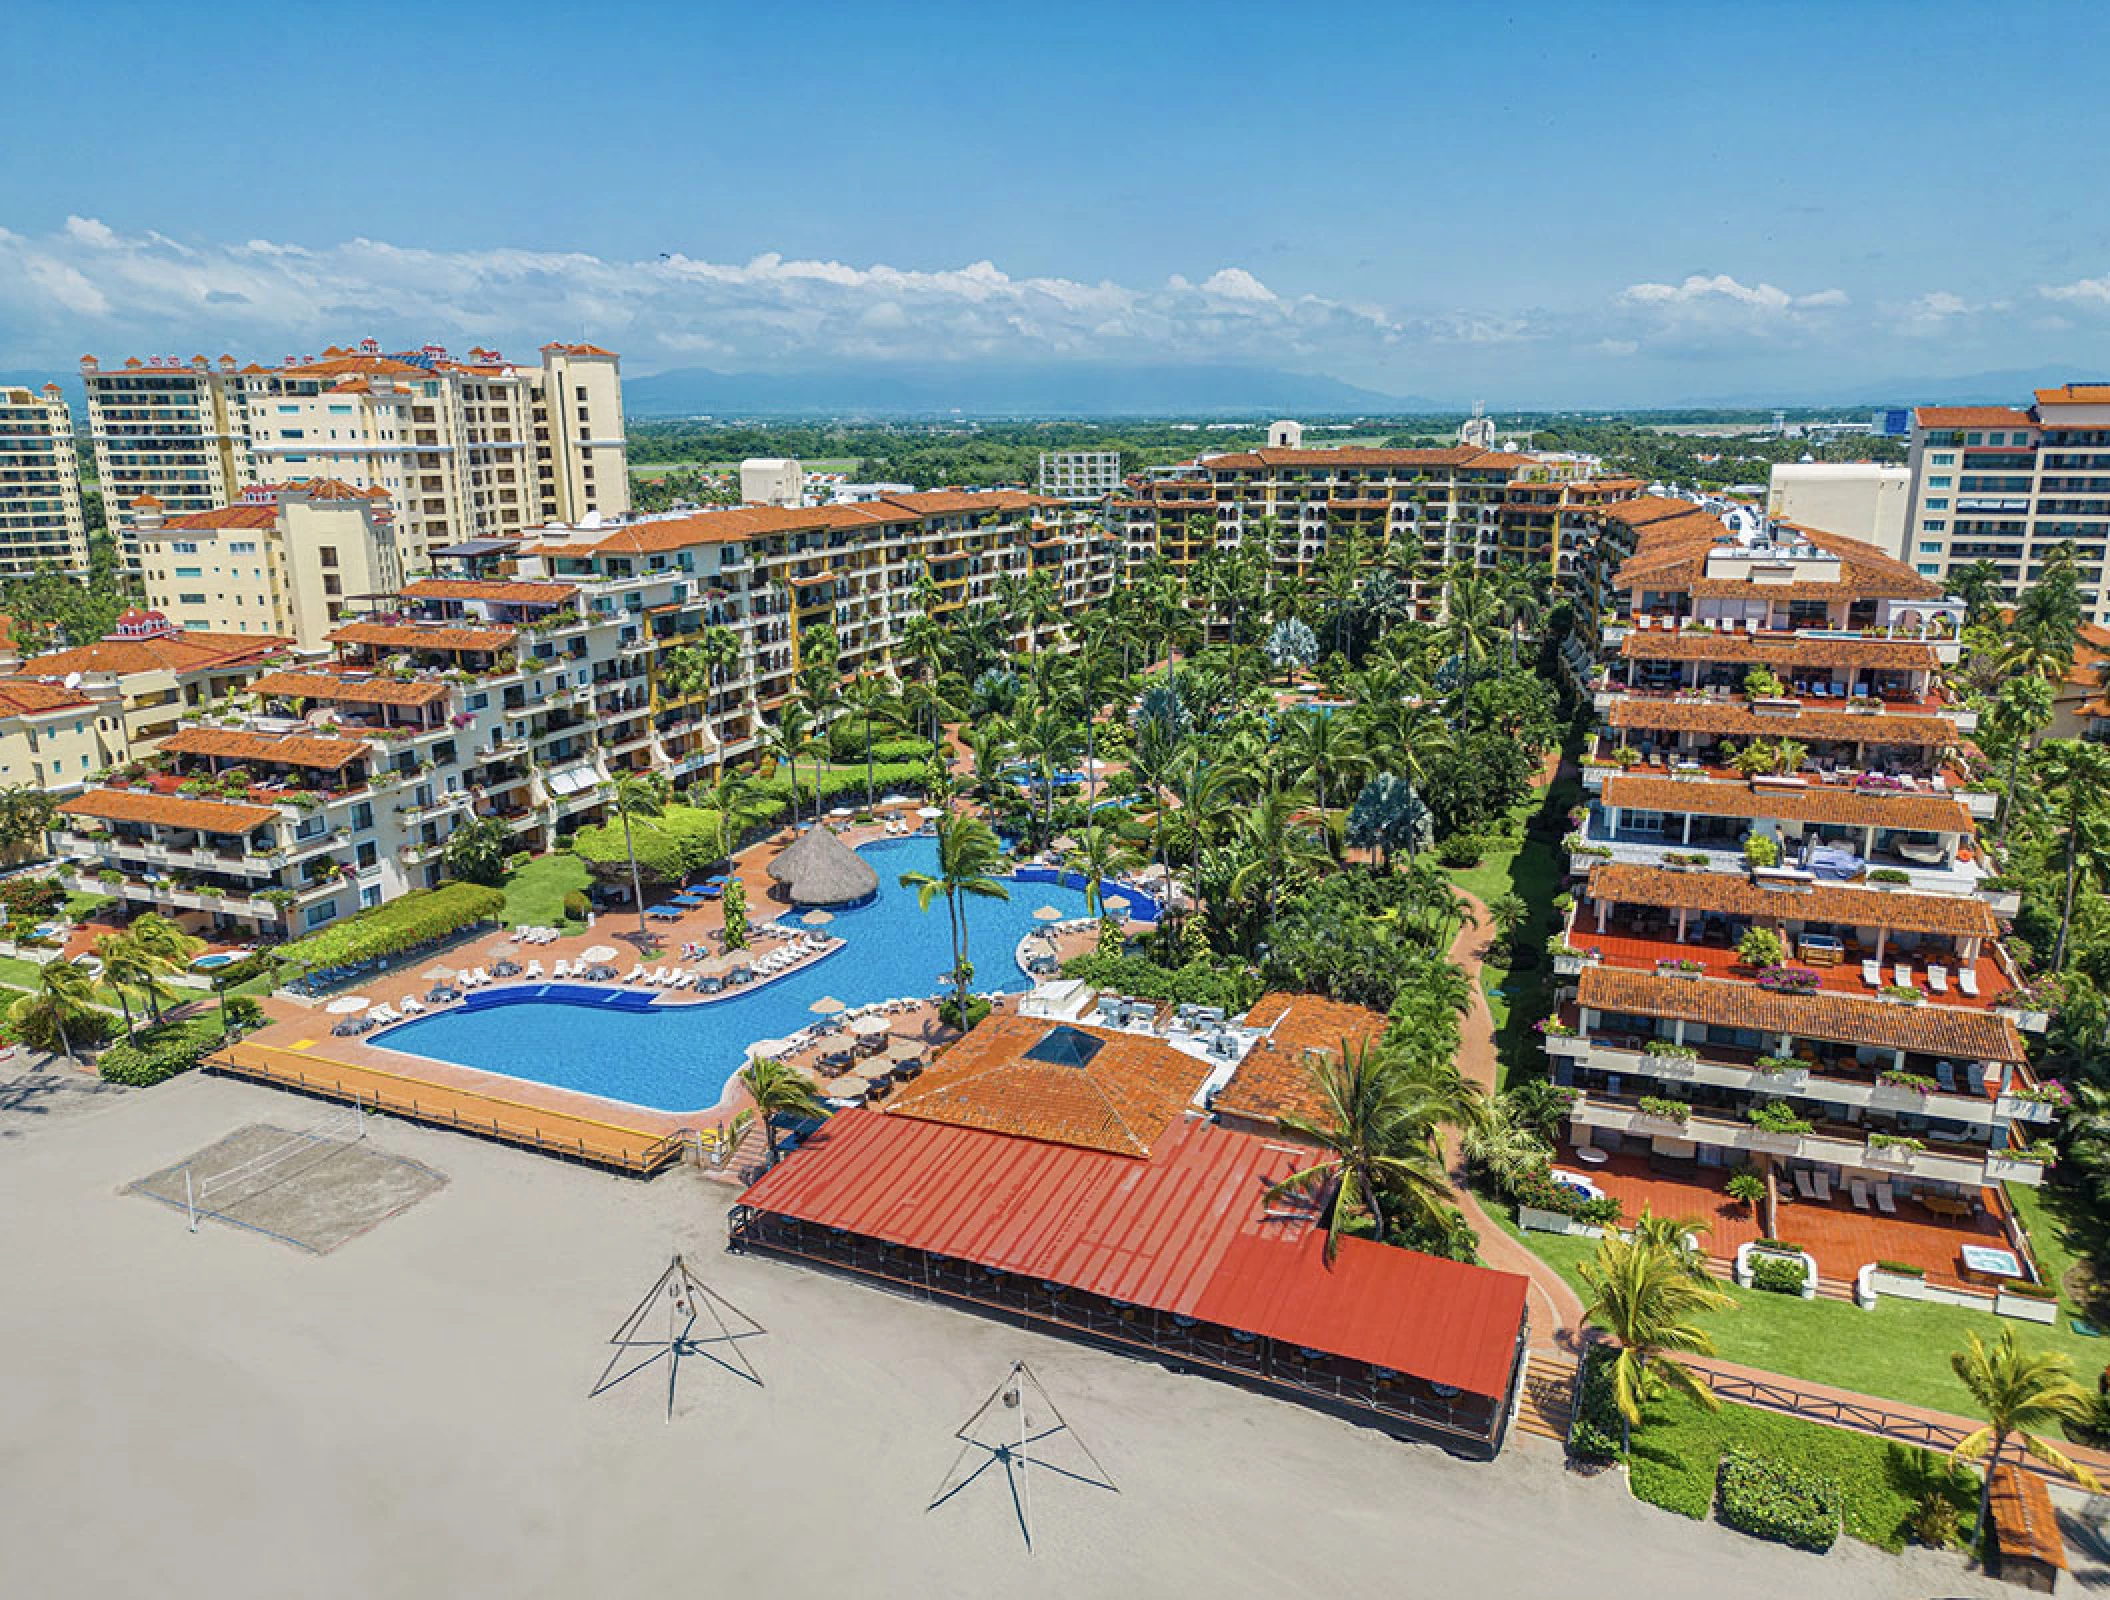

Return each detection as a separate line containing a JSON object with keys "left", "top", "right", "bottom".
{"left": 0, "top": 384, "right": 90, "bottom": 575}
{"left": 135, "top": 481, "right": 405, "bottom": 650}
{"left": 85, "top": 339, "right": 630, "bottom": 572}
{"left": 47, "top": 490, "right": 1111, "bottom": 940}
{"left": 1112, "top": 444, "right": 1610, "bottom": 617}
{"left": 1905, "top": 385, "right": 2110, "bottom": 623}
{"left": 1551, "top": 505, "right": 2061, "bottom": 1258}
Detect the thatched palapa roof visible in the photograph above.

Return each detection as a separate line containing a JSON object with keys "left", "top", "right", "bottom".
{"left": 767, "top": 825, "right": 880, "bottom": 907}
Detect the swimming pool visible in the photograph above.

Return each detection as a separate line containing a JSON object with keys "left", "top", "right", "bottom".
{"left": 368, "top": 836, "right": 1120, "bottom": 1116}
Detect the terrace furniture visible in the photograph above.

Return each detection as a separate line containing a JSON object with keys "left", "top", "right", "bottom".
{"left": 1862, "top": 960, "right": 1883, "bottom": 988}
{"left": 1798, "top": 933, "right": 1844, "bottom": 966}
{"left": 1927, "top": 965, "right": 1950, "bottom": 994}
{"left": 1893, "top": 964, "right": 1912, "bottom": 988}
{"left": 627, "top": 966, "right": 647, "bottom": 984}
{"left": 1937, "top": 1060, "right": 1957, "bottom": 1091}
{"left": 1794, "top": 1169, "right": 1818, "bottom": 1200}
{"left": 1964, "top": 1061, "right": 1986, "bottom": 1096}
{"left": 370, "top": 1006, "right": 398, "bottom": 1025}
{"left": 399, "top": 995, "right": 424, "bottom": 1015}
{"left": 1850, "top": 1179, "right": 1872, "bottom": 1211}
{"left": 1923, "top": 1194, "right": 1972, "bottom": 1219}
{"left": 1957, "top": 967, "right": 1980, "bottom": 998}
{"left": 1812, "top": 1172, "right": 1832, "bottom": 1202}
{"left": 553, "top": 960, "right": 573, "bottom": 980}
{"left": 1874, "top": 1182, "right": 1898, "bottom": 1215}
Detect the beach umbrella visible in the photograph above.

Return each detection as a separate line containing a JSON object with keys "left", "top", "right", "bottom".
{"left": 851, "top": 1014, "right": 892, "bottom": 1037}
{"left": 1032, "top": 905, "right": 1063, "bottom": 921}
{"left": 821, "top": 1075, "right": 869, "bottom": 1099}
{"left": 917, "top": 805, "right": 944, "bottom": 819}
{"left": 581, "top": 945, "right": 618, "bottom": 964}
{"left": 424, "top": 964, "right": 457, "bottom": 980}
{"left": 745, "top": 1037, "right": 792, "bottom": 1061}
{"left": 828, "top": 805, "right": 854, "bottom": 819}
{"left": 809, "top": 995, "right": 846, "bottom": 1015}
{"left": 802, "top": 909, "right": 835, "bottom": 926}
{"left": 879, "top": 794, "right": 911, "bottom": 807}
{"left": 325, "top": 995, "right": 369, "bottom": 1015}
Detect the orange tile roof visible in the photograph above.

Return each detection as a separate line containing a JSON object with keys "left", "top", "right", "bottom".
{"left": 159, "top": 727, "right": 369, "bottom": 770}
{"left": 540, "top": 491, "right": 1047, "bottom": 558}
{"left": 58, "top": 788, "right": 279, "bottom": 835}
{"left": 1200, "top": 445, "right": 1499, "bottom": 471}
{"left": 1986, "top": 1465, "right": 2067, "bottom": 1573}
{"left": 401, "top": 578, "right": 578, "bottom": 606}
{"left": 17, "top": 631, "right": 289, "bottom": 679}
{"left": 882, "top": 1012, "right": 1209, "bottom": 1157}
{"left": 0, "top": 680, "right": 93, "bottom": 717}
{"left": 1576, "top": 966, "right": 2025, "bottom": 1062}
{"left": 1604, "top": 698, "right": 1960, "bottom": 747}
{"left": 2032, "top": 384, "right": 2110, "bottom": 407}
{"left": 1583, "top": 861, "right": 1999, "bottom": 938}
{"left": 1214, "top": 992, "right": 1389, "bottom": 1127}
{"left": 1619, "top": 630, "right": 1937, "bottom": 670}
{"left": 249, "top": 670, "right": 451, "bottom": 708}
{"left": 155, "top": 503, "right": 279, "bottom": 532}
{"left": 1601, "top": 774, "right": 1973, "bottom": 834}
{"left": 329, "top": 622, "right": 515, "bottom": 653}
{"left": 1915, "top": 406, "right": 2037, "bottom": 429}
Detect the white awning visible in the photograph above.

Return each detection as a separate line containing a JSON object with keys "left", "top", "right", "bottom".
{"left": 547, "top": 763, "right": 599, "bottom": 796}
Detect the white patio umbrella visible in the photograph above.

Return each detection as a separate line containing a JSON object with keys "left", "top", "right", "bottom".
{"left": 879, "top": 794, "right": 911, "bottom": 807}
{"left": 917, "top": 805, "right": 944, "bottom": 819}
{"left": 325, "top": 996, "right": 370, "bottom": 1015}
{"left": 829, "top": 806, "right": 854, "bottom": 818}
{"left": 850, "top": 1013, "right": 892, "bottom": 1037}
{"left": 581, "top": 945, "right": 618, "bottom": 964}
{"left": 745, "top": 1037, "right": 792, "bottom": 1061}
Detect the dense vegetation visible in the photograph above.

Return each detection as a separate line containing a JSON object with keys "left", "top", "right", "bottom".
{"left": 277, "top": 882, "right": 506, "bottom": 974}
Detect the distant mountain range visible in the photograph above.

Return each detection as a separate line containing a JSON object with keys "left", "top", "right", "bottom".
{"left": 622, "top": 362, "right": 1434, "bottom": 418}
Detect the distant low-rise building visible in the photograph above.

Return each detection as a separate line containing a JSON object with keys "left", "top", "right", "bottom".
{"left": 1768, "top": 461, "right": 1912, "bottom": 560}
{"left": 739, "top": 458, "right": 803, "bottom": 507}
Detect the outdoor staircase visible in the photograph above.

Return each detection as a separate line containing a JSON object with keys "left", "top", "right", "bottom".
{"left": 1515, "top": 1351, "right": 1577, "bottom": 1445}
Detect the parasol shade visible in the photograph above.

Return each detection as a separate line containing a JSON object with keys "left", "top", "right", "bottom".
{"left": 325, "top": 996, "right": 369, "bottom": 1015}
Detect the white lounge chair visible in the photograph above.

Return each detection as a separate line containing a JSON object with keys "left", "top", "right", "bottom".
{"left": 553, "top": 959, "right": 572, "bottom": 980}
{"left": 1873, "top": 1182, "right": 1897, "bottom": 1215}
{"left": 1812, "top": 1172, "right": 1832, "bottom": 1202}
{"left": 1927, "top": 965, "right": 1950, "bottom": 994}
{"left": 1957, "top": 966, "right": 1980, "bottom": 997}
{"left": 369, "top": 1006, "right": 398, "bottom": 1024}
{"left": 1794, "top": 1168, "right": 1817, "bottom": 1200}
{"left": 1893, "top": 964, "right": 1912, "bottom": 988}
{"left": 524, "top": 960, "right": 543, "bottom": 980}
{"left": 399, "top": 995, "right": 423, "bottom": 1015}
{"left": 1861, "top": 960, "right": 1882, "bottom": 988}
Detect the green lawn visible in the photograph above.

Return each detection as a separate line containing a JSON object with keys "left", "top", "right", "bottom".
{"left": 1494, "top": 1207, "right": 2110, "bottom": 1413}
{"left": 1617, "top": 1373, "right": 1975, "bottom": 1552}
{"left": 501, "top": 853, "right": 593, "bottom": 932}
{"left": 62, "top": 891, "right": 115, "bottom": 920}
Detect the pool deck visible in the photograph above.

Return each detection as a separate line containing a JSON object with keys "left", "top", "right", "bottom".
{"left": 224, "top": 812, "right": 1137, "bottom": 1174}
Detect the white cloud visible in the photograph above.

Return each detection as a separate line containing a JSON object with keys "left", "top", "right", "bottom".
{"left": 0, "top": 220, "right": 1404, "bottom": 375}
{"left": 2043, "top": 273, "right": 2110, "bottom": 307}
{"left": 1619, "top": 273, "right": 1846, "bottom": 313}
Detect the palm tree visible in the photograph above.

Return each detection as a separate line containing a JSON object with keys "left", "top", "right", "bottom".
{"left": 1950, "top": 1328, "right": 2102, "bottom": 1535}
{"left": 1227, "top": 783, "right": 1329, "bottom": 920}
{"left": 95, "top": 931, "right": 175, "bottom": 1039}
{"left": 1266, "top": 1040, "right": 1460, "bottom": 1262}
{"left": 700, "top": 767, "right": 772, "bottom": 866}
{"left": 737, "top": 1056, "right": 828, "bottom": 1168}
{"left": 841, "top": 675, "right": 903, "bottom": 807}
{"left": 1627, "top": 1207, "right": 1711, "bottom": 1281}
{"left": 13, "top": 958, "right": 100, "bottom": 1062}
{"left": 1577, "top": 1231, "right": 1734, "bottom": 1452}
{"left": 0, "top": 783, "right": 57, "bottom": 853}
{"left": 695, "top": 624, "right": 743, "bottom": 776}
{"left": 609, "top": 771, "right": 665, "bottom": 940}
{"left": 1277, "top": 706, "right": 1368, "bottom": 813}
{"left": 1987, "top": 675, "right": 2055, "bottom": 843}
{"left": 761, "top": 703, "right": 815, "bottom": 826}
{"left": 125, "top": 913, "right": 201, "bottom": 1022}
{"left": 1950, "top": 558, "right": 2007, "bottom": 628}
{"left": 898, "top": 811, "right": 1010, "bottom": 1023}
{"left": 2036, "top": 740, "right": 2110, "bottom": 969}
{"left": 1484, "top": 891, "right": 1528, "bottom": 950}
{"left": 1062, "top": 824, "right": 1143, "bottom": 918}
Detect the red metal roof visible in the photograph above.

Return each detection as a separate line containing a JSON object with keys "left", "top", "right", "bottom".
{"left": 738, "top": 1110, "right": 1529, "bottom": 1398}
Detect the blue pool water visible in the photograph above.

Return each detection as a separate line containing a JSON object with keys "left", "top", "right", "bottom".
{"left": 369, "top": 836, "right": 1121, "bottom": 1115}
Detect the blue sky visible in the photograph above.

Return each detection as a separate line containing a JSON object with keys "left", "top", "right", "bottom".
{"left": 4, "top": 0, "right": 2107, "bottom": 405}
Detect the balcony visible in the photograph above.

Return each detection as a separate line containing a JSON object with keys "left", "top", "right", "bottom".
{"left": 1562, "top": 1036, "right": 2002, "bottom": 1129}
{"left": 1568, "top": 1095, "right": 2014, "bottom": 1186}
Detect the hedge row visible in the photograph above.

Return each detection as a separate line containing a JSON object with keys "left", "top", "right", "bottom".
{"left": 1716, "top": 1448, "right": 1840, "bottom": 1552}
{"left": 572, "top": 803, "right": 755, "bottom": 883}
{"left": 1568, "top": 1346, "right": 1625, "bottom": 1463}
{"left": 97, "top": 1015, "right": 225, "bottom": 1087}
{"left": 279, "top": 882, "right": 507, "bottom": 972}
{"left": 1748, "top": 1257, "right": 1806, "bottom": 1295}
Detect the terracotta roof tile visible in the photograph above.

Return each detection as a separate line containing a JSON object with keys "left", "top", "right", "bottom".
{"left": 1583, "top": 861, "right": 1999, "bottom": 938}
{"left": 883, "top": 1012, "right": 1209, "bottom": 1157}
{"left": 160, "top": 727, "right": 369, "bottom": 770}
{"left": 2035, "top": 384, "right": 2110, "bottom": 406}
{"left": 17, "top": 631, "right": 289, "bottom": 679}
{"left": 401, "top": 578, "right": 578, "bottom": 606}
{"left": 1605, "top": 698, "right": 1960, "bottom": 747}
{"left": 1915, "top": 407, "right": 2037, "bottom": 429}
{"left": 1602, "top": 774, "right": 1973, "bottom": 834}
{"left": 1577, "top": 966, "right": 2025, "bottom": 1062}
{"left": 153, "top": 503, "right": 279, "bottom": 532}
{"left": 0, "top": 680, "right": 93, "bottom": 717}
{"left": 58, "top": 788, "right": 278, "bottom": 835}
{"left": 329, "top": 622, "right": 515, "bottom": 653}
{"left": 249, "top": 670, "right": 450, "bottom": 708}
{"left": 1213, "top": 992, "right": 1389, "bottom": 1127}
{"left": 1620, "top": 631, "right": 1938, "bottom": 670}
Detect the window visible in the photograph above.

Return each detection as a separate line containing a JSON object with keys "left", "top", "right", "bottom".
{"left": 1929, "top": 475, "right": 1952, "bottom": 489}
{"left": 328, "top": 404, "right": 353, "bottom": 416}
{"left": 1916, "top": 562, "right": 1940, "bottom": 576}
{"left": 1921, "top": 519, "right": 1946, "bottom": 532}
{"left": 281, "top": 429, "right": 304, "bottom": 440}
{"left": 171, "top": 541, "right": 199, "bottom": 554}
{"left": 1919, "top": 541, "right": 1943, "bottom": 554}
{"left": 318, "top": 546, "right": 338, "bottom": 567}
{"left": 1925, "top": 497, "right": 1949, "bottom": 511}
{"left": 178, "top": 592, "right": 206, "bottom": 604}
{"left": 1930, "top": 452, "right": 1955, "bottom": 466}
{"left": 231, "top": 541, "right": 256, "bottom": 554}
{"left": 277, "top": 404, "right": 300, "bottom": 415}
{"left": 303, "top": 901, "right": 339, "bottom": 930}
{"left": 174, "top": 566, "right": 203, "bottom": 578}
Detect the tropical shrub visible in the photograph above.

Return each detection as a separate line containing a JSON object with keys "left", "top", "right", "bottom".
{"left": 1715, "top": 1449, "right": 1840, "bottom": 1552}
{"left": 936, "top": 993, "right": 993, "bottom": 1031}
{"left": 1436, "top": 832, "right": 1484, "bottom": 868}
{"left": 96, "top": 1016, "right": 223, "bottom": 1087}
{"left": 1748, "top": 1257, "right": 1806, "bottom": 1296}
{"left": 1568, "top": 1346, "right": 1625, "bottom": 1463}
{"left": 278, "top": 882, "right": 506, "bottom": 973}
{"left": 1060, "top": 951, "right": 1262, "bottom": 1012}
{"left": 1736, "top": 927, "right": 1786, "bottom": 967}
{"left": 562, "top": 890, "right": 591, "bottom": 921}
{"left": 0, "top": 876, "right": 65, "bottom": 918}
{"left": 1638, "top": 1094, "right": 1691, "bottom": 1123}
{"left": 1867, "top": 867, "right": 1911, "bottom": 885}
{"left": 223, "top": 995, "right": 264, "bottom": 1030}
{"left": 1747, "top": 1102, "right": 1812, "bottom": 1135}
{"left": 1743, "top": 833, "right": 1781, "bottom": 869}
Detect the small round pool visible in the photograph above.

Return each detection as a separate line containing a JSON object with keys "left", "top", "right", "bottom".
{"left": 190, "top": 951, "right": 244, "bottom": 971}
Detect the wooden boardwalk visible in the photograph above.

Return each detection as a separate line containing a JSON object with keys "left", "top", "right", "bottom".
{"left": 209, "top": 1039, "right": 691, "bottom": 1175}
